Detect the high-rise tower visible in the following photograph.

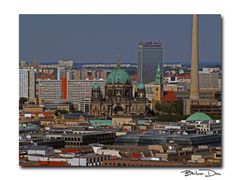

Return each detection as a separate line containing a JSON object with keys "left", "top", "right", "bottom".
{"left": 184, "top": 15, "right": 221, "bottom": 117}
{"left": 137, "top": 41, "right": 163, "bottom": 83}
{"left": 190, "top": 15, "right": 200, "bottom": 100}
{"left": 19, "top": 69, "right": 29, "bottom": 98}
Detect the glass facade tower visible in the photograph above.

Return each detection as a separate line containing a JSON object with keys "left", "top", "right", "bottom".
{"left": 137, "top": 42, "right": 164, "bottom": 84}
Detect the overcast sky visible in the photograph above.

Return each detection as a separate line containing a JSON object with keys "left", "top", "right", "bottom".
{"left": 19, "top": 15, "right": 222, "bottom": 64}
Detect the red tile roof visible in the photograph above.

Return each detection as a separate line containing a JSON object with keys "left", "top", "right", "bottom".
{"left": 177, "top": 74, "right": 191, "bottom": 79}
{"left": 162, "top": 91, "right": 178, "bottom": 102}
{"left": 131, "top": 153, "right": 142, "bottom": 158}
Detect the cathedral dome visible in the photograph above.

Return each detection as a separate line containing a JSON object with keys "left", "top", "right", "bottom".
{"left": 106, "top": 68, "right": 131, "bottom": 85}
{"left": 186, "top": 112, "right": 212, "bottom": 121}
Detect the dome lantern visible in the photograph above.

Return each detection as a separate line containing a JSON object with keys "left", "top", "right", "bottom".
{"left": 106, "top": 56, "right": 131, "bottom": 85}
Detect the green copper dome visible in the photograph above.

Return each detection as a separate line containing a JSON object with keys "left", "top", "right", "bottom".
{"left": 106, "top": 69, "right": 131, "bottom": 84}
{"left": 92, "top": 82, "right": 100, "bottom": 90}
{"left": 137, "top": 83, "right": 145, "bottom": 90}
{"left": 186, "top": 112, "right": 212, "bottom": 121}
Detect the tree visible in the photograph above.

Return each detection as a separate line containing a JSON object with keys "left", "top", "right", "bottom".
{"left": 19, "top": 97, "right": 28, "bottom": 109}
{"left": 154, "top": 114, "right": 188, "bottom": 122}
{"left": 54, "top": 109, "right": 68, "bottom": 116}
{"left": 155, "top": 101, "right": 161, "bottom": 111}
{"left": 154, "top": 100, "right": 184, "bottom": 115}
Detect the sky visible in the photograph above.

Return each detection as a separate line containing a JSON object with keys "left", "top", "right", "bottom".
{"left": 19, "top": 15, "right": 222, "bottom": 64}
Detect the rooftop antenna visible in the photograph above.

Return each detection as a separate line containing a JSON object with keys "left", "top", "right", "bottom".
{"left": 117, "top": 55, "right": 121, "bottom": 69}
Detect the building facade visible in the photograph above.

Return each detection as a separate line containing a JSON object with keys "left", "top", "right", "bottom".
{"left": 67, "top": 80, "right": 105, "bottom": 112}
{"left": 19, "top": 69, "right": 29, "bottom": 98}
{"left": 199, "top": 71, "right": 220, "bottom": 91}
{"left": 29, "top": 69, "right": 36, "bottom": 101}
{"left": 38, "top": 80, "right": 62, "bottom": 102}
{"left": 137, "top": 41, "right": 164, "bottom": 83}
{"left": 62, "top": 131, "right": 116, "bottom": 147}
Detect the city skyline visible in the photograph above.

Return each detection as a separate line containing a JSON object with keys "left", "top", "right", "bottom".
{"left": 19, "top": 15, "right": 222, "bottom": 167}
{"left": 20, "top": 15, "right": 222, "bottom": 64}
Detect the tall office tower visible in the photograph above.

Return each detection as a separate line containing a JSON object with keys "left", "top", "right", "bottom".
{"left": 137, "top": 41, "right": 164, "bottom": 84}
{"left": 19, "top": 69, "right": 29, "bottom": 98}
{"left": 190, "top": 15, "right": 200, "bottom": 100}
{"left": 29, "top": 69, "right": 36, "bottom": 101}
{"left": 38, "top": 80, "right": 62, "bottom": 102}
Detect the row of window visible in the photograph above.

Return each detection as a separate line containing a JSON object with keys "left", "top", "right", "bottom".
{"left": 64, "top": 137, "right": 82, "bottom": 141}
{"left": 105, "top": 162, "right": 160, "bottom": 166}
{"left": 66, "top": 142, "right": 81, "bottom": 146}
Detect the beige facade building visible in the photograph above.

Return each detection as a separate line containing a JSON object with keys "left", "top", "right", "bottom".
{"left": 112, "top": 116, "right": 133, "bottom": 128}
{"left": 38, "top": 80, "right": 62, "bottom": 102}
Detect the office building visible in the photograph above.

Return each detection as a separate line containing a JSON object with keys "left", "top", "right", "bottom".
{"left": 38, "top": 80, "right": 62, "bottom": 102}
{"left": 19, "top": 69, "right": 29, "bottom": 98}
{"left": 137, "top": 41, "right": 164, "bottom": 83}
{"left": 36, "top": 68, "right": 58, "bottom": 80}
{"left": 115, "top": 133, "right": 221, "bottom": 147}
{"left": 62, "top": 131, "right": 116, "bottom": 147}
{"left": 28, "top": 145, "right": 54, "bottom": 157}
{"left": 29, "top": 69, "right": 36, "bottom": 101}
{"left": 67, "top": 80, "right": 105, "bottom": 112}
{"left": 58, "top": 60, "right": 73, "bottom": 68}
{"left": 199, "top": 71, "right": 220, "bottom": 91}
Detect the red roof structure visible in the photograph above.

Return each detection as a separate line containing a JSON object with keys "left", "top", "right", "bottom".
{"left": 131, "top": 153, "right": 142, "bottom": 159}
{"left": 177, "top": 74, "right": 191, "bottom": 79}
{"left": 162, "top": 91, "right": 178, "bottom": 102}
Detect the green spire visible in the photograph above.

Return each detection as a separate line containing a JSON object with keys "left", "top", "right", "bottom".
{"left": 155, "top": 64, "right": 161, "bottom": 85}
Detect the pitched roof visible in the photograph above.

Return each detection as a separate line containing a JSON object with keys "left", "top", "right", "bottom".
{"left": 162, "top": 91, "right": 178, "bottom": 102}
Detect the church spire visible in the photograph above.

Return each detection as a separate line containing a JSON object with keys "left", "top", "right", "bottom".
{"left": 155, "top": 64, "right": 161, "bottom": 85}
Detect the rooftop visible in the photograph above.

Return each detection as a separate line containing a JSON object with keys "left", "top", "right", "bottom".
{"left": 28, "top": 145, "right": 53, "bottom": 151}
{"left": 186, "top": 112, "right": 212, "bottom": 121}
